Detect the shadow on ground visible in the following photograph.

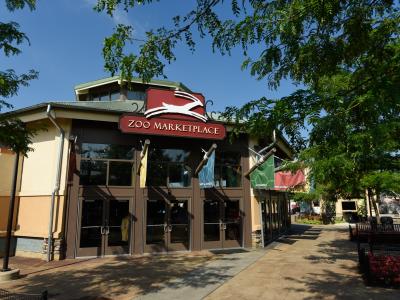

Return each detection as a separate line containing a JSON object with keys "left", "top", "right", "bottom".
{"left": 283, "top": 226, "right": 398, "bottom": 299}
{"left": 0, "top": 253, "right": 238, "bottom": 300}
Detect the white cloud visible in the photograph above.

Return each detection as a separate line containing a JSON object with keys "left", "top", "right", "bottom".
{"left": 83, "top": 0, "right": 132, "bottom": 27}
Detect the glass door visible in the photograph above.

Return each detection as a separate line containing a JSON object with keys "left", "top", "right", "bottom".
{"left": 203, "top": 199, "right": 242, "bottom": 249}
{"left": 203, "top": 199, "right": 223, "bottom": 249}
{"left": 145, "top": 199, "right": 168, "bottom": 252}
{"left": 77, "top": 198, "right": 131, "bottom": 257}
{"left": 223, "top": 199, "right": 241, "bottom": 248}
{"left": 145, "top": 199, "right": 190, "bottom": 252}
{"left": 167, "top": 200, "right": 190, "bottom": 251}
{"left": 104, "top": 199, "right": 130, "bottom": 255}
{"left": 77, "top": 198, "right": 105, "bottom": 257}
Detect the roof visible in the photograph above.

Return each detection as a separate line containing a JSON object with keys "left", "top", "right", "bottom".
{"left": 2, "top": 100, "right": 226, "bottom": 122}
{"left": 2, "top": 100, "right": 293, "bottom": 158}
{"left": 74, "top": 76, "right": 192, "bottom": 94}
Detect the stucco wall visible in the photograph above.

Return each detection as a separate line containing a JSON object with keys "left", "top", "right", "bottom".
{"left": 0, "top": 149, "right": 22, "bottom": 196}
{"left": 15, "top": 196, "right": 64, "bottom": 238}
{"left": 0, "top": 196, "right": 18, "bottom": 235}
{"left": 19, "top": 119, "right": 71, "bottom": 196}
{"left": 1, "top": 119, "right": 71, "bottom": 241}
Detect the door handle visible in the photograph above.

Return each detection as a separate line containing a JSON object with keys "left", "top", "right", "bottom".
{"left": 168, "top": 225, "right": 172, "bottom": 232}
{"left": 105, "top": 226, "right": 110, "bottom": 235}
{"left": 101, "top": 227, "right": 105, "bottom": 235}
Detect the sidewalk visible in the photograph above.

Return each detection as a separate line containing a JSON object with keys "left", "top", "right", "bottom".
{"left": 205, "top": 224, "right": 399, "bottom": 300}
{"left": 1, "top": 225, "right": 398, "bottom": 299}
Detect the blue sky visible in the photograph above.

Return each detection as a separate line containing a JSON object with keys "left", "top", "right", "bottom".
{"left": 2, "top": 0, "right": 298, "bottom": 112}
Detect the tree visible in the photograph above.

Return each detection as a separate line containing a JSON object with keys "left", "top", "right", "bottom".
{"left": 0, "top": 0, "right": 38, "bottom": 154}
{"left": 96, "top": 1, "right": 399, "bottom": 217}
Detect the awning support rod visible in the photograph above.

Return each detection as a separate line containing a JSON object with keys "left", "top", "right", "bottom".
{"left": 245, "top": 148, "right": 276, "bottom": 178}
{"left": 195, "top": 143, "right": 217, "bottom": 175}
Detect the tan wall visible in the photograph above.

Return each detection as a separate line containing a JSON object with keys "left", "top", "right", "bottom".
{"left": 1, "top": 118, "right": 71, "bottom": 241}
{"left": 0, "top": 196, "right": 18, "bottom": 235}
{"left": 0, "top": 149, "right": 23, "bottom": 196}
{"left": 19, "top": 119, "right": 71, "bottom": 196}
{"left": 248, "top": 138, "right": 260, "bottom": 232}
{"left": 251, "top": 196, "right": 261, "bottom": 231}
{"left": 14, "top": 196, "right": 64, "bottom": 238}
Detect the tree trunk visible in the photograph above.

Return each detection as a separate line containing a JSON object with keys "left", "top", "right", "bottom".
{"left": 368, "top": 188, "right": 380, "bottom": 224}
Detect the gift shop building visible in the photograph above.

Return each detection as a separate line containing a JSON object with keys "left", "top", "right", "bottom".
{"left": 0, "top": 77, "right": 294, "bottom": 260}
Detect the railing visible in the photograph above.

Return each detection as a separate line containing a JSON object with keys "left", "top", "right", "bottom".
{"left": 353, "top": 222, "right": 400, "bottom": 286}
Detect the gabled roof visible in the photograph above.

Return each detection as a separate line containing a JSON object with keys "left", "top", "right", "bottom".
{"left": 74, "top": 76, "right": 192, "bottom": 94}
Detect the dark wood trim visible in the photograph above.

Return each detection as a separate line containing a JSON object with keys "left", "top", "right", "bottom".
{"left": 64, "top": 120, "right": 254, "bottom": 258}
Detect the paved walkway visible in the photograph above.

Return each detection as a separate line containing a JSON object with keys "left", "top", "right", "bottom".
{"left": 1, "top": 225, "right": 398, "bottom": 299}
{"left": 206, "top": 224, "right": 399, "bottom": 300}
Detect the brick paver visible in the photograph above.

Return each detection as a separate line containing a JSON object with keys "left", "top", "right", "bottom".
{"left": 1, "top": 224, "right": 398, "bottom": 299}
{"left": 205, "top": 224, "right": 399, "bottom": 300}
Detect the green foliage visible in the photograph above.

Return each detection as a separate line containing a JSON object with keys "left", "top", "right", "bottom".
{"left": 295, "top": 218, "right": 322, "bottom": 225}
{"left": 0, "top": 0, "right": 38, "bottom": 154}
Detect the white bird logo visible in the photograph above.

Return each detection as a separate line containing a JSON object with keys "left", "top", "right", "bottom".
{"left": 144, "top": 91, "right": 208, "bottom": 122}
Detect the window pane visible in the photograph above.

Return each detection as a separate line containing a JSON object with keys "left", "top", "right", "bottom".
{"left": 215, "top": 166, "right": 241, "bottom": 187}
{"left": 147, "top": 161, "right": 168, "bottom": 186}
{"left": 216, "top": 151, "right": 241, "bottom": 165}
{"left": 81, "top": 143, "right": 134, "bottom": 160}
{"left": 80, "top": 160, "right": 107, "bottom": 185}
{"left": 168, "top": 164, "right": 191, "bottom": 187}
{"left": 127, "top": 90, "right": 146, "bottom": 101}
{"left": 108, "top": 161, "right": 133, "bottom": 186}
{"left": 110, "top": 91, "right": 120, "bottom": 101}
{"left": 99, "top": 93, "right": 110, "bottom": 101}
{"left": 150, "top": 149, "right": 190, "bottom": 163}
{"left": 215, "top": 151, "right": 242, "bottom": 187}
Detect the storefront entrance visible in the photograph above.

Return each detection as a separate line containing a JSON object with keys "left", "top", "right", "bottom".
{"left": 203, "top": 198, "right": 242, "bottom": 249}
{"left": 76, "top": 198, "right": 131, "bottom": 257}
{"left": 145, "top": 199, "right": 190, "bottom": 252}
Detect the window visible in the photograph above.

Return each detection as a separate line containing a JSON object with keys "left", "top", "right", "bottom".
{"left": 215, "top": 151, "right": 242, "bottom": 187}
{"left": 80, "top": 143, "right": 134, "bottom": 186}
{"left": 127, "top": 90, "right": 146, "bottom": 101}
{"left": 342, "top": 201, "right": 356, "bottom": 211}
{"left": 91, "top": 90, "right": 120, "bottom": 101}
{"left": 147, "top": 149, "right": 192, "bottom": 187}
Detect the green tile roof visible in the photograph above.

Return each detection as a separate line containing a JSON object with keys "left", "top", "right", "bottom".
{"left": 74, "top": 76, "right": 192, "bottom": 93}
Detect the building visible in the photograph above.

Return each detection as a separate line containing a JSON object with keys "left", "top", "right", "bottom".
{"left": 0, "top": 76, "right": 293, "bottom": 260}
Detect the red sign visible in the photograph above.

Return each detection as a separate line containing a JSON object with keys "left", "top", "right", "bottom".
{"left": 119, "top": 115, "right": 226, "bottom": 140}
{"left": 145, "top": 89, "right": 206, "bottom": 122}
